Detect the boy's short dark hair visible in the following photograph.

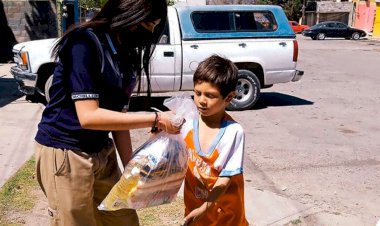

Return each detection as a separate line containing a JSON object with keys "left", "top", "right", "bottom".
{"left": 193, "top": 55, "right": 238, "bottom": 98}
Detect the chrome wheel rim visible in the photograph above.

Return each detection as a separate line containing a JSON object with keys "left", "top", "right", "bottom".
{"left": 235, "top": 78, "right": 254, "bottom": 103}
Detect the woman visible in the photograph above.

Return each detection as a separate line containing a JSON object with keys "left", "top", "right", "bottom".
{"left": 34, "top": 0, "right": 178, "bottom": 225}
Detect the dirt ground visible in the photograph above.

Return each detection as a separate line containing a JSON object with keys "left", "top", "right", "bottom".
{"left": 3, "top": 35, "right": 380, "bottom": 226}
{"left": 3, "top": 128, "right": 185, "bottom": 226}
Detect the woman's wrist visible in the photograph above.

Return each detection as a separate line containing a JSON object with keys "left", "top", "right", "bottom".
{"left": 156, "top": 112, "right": 161, "bottom": 129}
{"left": 150, "top": 112, "right": 160, "bottom": 133}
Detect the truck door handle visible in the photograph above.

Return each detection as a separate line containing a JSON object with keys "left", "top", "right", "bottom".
{"left": 163, "top": 51, "right": 174, "bottom": 57}
{"left": 279, "top": 42, "right": 287, "bottom": 47}
{"left": 238, "top": 43, "right": 246, "bottom": 48}
{"left": 190, "top": 45, "right": 199, "bottom": 49}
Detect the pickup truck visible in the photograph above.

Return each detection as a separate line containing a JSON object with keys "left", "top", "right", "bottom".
{"left": 11, "top": 4, "right": 303, "bottom": 110}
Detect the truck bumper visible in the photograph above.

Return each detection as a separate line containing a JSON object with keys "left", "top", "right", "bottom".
{"left": 292, "top": 70, "right": 304, "bottom": 82}
{"left": 10, "top": 66, "right": 37, "bottom": 95}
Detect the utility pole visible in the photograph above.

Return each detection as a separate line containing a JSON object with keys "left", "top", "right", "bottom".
{"left": 301, "top": 0, "right": 306, "bottom": 25}
{"left": 57, "top": 0, "right": 63, "bottom": 37}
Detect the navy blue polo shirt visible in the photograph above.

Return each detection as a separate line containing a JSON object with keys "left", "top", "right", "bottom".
{"left": 35, "top": 29, "right": 137, "bottom": 153}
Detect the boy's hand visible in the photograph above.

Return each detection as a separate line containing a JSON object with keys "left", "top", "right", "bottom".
{"left": 157, "top": 111, "right": 184, "bottom": 134}
{"left": 183, "top": 206, "right": 207, "bottom": 226}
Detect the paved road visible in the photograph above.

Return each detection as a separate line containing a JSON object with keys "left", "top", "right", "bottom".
{"left": 235, "top": 35, "right": 380, "bottom": 225}
{"left": 1, "top": 35, "right": 380, "bottom": 225}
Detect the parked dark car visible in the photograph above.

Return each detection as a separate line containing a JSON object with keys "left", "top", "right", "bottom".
{"left": 302, "top": 21, "right": 366, "bottom": 40}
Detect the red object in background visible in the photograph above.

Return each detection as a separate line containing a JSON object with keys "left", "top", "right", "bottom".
{"left": 289, "top": 20, "right": 310, "bottom": 33}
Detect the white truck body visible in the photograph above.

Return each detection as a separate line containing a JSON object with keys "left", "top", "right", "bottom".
{"left": 11, "top": 5, "right": 303, "bottom": 110}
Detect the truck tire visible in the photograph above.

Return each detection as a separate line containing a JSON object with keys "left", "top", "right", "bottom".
{"left": 44, "top": 75, "right": 53, "bottom": 103}
{"left": 227, "top": 69, "right": 261, "bottom": 111}
{"left": 29, "top": 63, "right": 56, "bottom": 105}
{"left": 25, "top": 93, "right": 46, "bottom": 104}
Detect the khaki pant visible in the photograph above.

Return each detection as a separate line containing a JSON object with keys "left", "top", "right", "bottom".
{"left": 35, "top": 141, "right": 139, "bottom": 226}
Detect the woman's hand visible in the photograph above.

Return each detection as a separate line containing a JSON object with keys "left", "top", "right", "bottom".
{"left": 157, "top": 111, "right": 184, "bottom": 134}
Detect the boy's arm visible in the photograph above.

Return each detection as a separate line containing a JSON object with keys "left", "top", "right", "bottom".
{"left": 112, "top": 130, "right": 133, "bottom": 168}
{"left": 183, "top": 176, "right": 231, "bottom": 226}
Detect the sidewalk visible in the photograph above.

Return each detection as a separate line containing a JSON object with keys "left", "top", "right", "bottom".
{"left": 0, "top": 63, "right": 43, "bottom": 188}
{"left": 244, "top": 184, "right": 314, "bottom": 225}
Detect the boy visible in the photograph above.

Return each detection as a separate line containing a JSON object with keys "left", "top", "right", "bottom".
{"left": 182, "top": 55, "right": 248, "bottom": 226}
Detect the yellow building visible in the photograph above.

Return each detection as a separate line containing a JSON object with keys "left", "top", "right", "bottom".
{"left": 373, "top": 1, "right": 380, "bottom": 38}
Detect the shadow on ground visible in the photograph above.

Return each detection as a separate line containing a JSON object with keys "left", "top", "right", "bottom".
{"left": 0, "top": 88, "right": 312, "bottom": 110}
{"left": 0, "top": 76, "right": 23, "bottom": 107}
{"left": 253, "top": 92, "right": 313, "bottom": 110}
{"left": 128, "top": 91, "right": 312, "bottom": 112}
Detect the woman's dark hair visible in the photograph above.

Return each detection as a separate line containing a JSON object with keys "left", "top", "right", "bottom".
{"left": 193, "top": 55, "right": 238, "bottom": 98}
{"left": 52, "top": 0, "right": 168, "bottom": 96}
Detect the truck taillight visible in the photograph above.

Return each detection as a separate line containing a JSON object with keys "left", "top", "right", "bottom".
{"left": 293, "top": 40, "right": 299, "bottom": 62}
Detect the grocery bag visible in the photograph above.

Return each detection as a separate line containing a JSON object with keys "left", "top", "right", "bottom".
{"left": 98, "top": 93, "right": 198, "bottom": 210}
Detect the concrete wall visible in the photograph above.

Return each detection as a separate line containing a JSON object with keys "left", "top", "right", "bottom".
{"left": 317, "top": 1, "right": 353, "bottom": 13}
{"left": 1, "top": 0, "right": 57, "bottom": 43}
{"left": 305, "top": 1, "right": 354, "bottom": 26}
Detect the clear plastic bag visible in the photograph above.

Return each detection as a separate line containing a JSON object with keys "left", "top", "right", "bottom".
{"left": 98, "top": 93, "right": 198, "bottom": 210}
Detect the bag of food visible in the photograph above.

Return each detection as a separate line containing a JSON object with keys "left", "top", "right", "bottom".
{"left": 98, "top": 93, "right": 198, "bottom": 210}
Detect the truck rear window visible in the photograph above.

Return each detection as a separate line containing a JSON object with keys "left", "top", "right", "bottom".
{"left": 191, "top": 11, "right": 277, "bottom": 33}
